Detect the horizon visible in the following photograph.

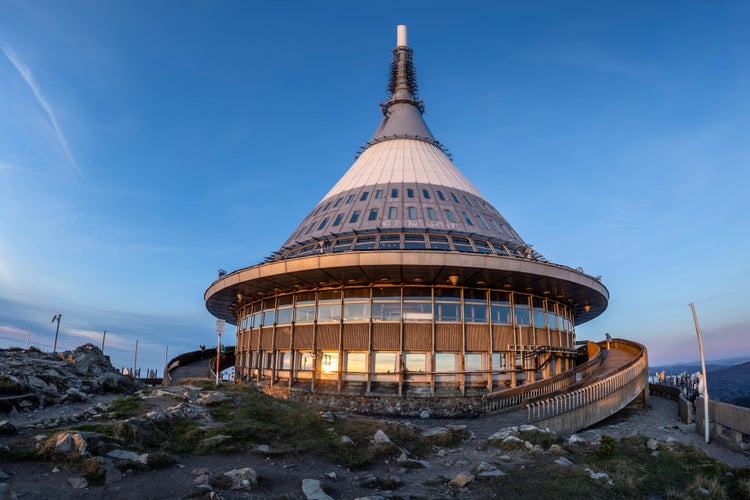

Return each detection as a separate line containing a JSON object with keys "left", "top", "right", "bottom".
{"left": 1, "top": 2, "right": 749, "bottom": 372}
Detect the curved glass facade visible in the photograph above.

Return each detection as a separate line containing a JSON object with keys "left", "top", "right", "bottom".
{"left": 234, "top": 285, "right": 577, "bottom": 394}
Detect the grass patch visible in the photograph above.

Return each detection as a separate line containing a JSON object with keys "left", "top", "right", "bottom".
{"left": 109, "top": 396, "right": 147, "bottom": 418}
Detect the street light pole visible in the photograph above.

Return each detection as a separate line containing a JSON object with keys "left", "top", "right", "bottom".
{"left": 215, "top": 319, "right": 225, "bottom": 386}
{"left": 51, "top": 314, "right": 62, "bottom": 354}
{"left": 689, "top": 303, "right": 710, "bottom": 444}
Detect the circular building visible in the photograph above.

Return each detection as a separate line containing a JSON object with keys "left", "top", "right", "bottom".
{"left": 205, "top": 26, "right": 608, "bottom": 413}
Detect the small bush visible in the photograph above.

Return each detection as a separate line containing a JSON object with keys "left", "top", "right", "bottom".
{"left": 594, "top": 435, "right": 617, "bottom": 458}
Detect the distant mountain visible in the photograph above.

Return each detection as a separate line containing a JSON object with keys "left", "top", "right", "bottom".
{"left": 650, "top": 361, "right": 750, "bottom": 405}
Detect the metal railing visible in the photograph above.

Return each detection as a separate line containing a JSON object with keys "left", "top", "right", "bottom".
{"left": 526, "top": 339, "right": 647, "bottom": 423}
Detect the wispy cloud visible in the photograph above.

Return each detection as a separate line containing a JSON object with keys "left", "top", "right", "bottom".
{"left": 0, "top": 161, "right": 45, "bottom": 175}
{"left": 0, "top": 43, "right": 83, "bottom": 176}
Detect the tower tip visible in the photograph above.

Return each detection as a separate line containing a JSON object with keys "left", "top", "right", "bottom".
{"left": 397, "top": 25, "right": 407, "bottom": 47}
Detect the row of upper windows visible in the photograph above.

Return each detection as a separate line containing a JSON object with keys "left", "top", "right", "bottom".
{"left": 238, "top": 287, "right": 574, "bottom": 331}
{"left": 310, "top": 188, "right": 494, "bottom": 219}
{"left": 295, "top": 206, "right": 507, "bottom": 239}
{"left": 284, "top": 233, "right": 527, "bottom": 259}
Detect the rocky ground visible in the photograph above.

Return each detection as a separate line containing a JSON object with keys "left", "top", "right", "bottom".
{"left": 1, "top": 346, "right": 748, "bottom": 499}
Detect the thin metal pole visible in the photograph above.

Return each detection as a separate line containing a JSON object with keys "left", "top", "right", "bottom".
{"left": 216, "top": 333, "right": 221, "bottom": 386}
{"left": 51, "top": 314, "right": 61, "bottom": 354}
{"left": 164, "top": 345, "right": 169, "bottom": 377}
{"left": 25, "top": 324, "right": 32, "bottom": 349}
{"left": 689, "top": 303, "right": 710, "bottom": 444}
{"left": 133, "top": 339, "right": 139, "bottom": 379}
{"left": 101, "top": 330, "right": 107, "bottom": 353}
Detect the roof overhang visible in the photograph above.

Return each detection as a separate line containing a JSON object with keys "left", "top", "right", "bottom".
{"left": 205, "top": 251, "right": 609, "bottom": 326}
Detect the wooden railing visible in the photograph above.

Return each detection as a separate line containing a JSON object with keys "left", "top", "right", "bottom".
{"left": 482, "top": 341, "right": 605, "bottom": 413}
{"left": 526, "top": 339, "right": 648, "bottom": 427}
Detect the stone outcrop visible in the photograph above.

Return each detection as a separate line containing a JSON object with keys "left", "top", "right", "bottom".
{"left": 0, "top": 345, "right": 141, "bottom": 414}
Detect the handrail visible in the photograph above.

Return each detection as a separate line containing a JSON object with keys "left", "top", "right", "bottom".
{"left": 482, "top": 341, "right": 605, "bottom": 413}
{"left": 527, "top": 338, "right": 648, "bottom": 424}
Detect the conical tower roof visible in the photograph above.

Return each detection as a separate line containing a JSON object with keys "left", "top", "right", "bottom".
{"left": 272, "top": 25, "right": 538, "bottom": 262}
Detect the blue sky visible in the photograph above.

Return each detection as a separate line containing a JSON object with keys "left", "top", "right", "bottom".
{"left": 1, "top": 1, "right": 748, "bottom": 372}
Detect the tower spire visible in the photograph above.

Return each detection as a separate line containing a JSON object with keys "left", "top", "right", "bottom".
{"left": 369, "top": 25, "right": 435, "bottom": 144}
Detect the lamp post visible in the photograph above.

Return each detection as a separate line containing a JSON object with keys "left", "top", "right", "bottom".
{"left": 689, "top": 303, "right": 710, "bottom": 444}
{"left": 51, "top": 314, "right": 62, "bottom": 354}
{"left": 215, "top": 319, "right": 225, "bottom": 386}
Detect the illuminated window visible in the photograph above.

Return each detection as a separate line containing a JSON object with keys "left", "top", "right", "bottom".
{"left": 435, "top": 353, "right": 457, "bottom": 372}
{"left": 404, "top": 353, "right": 426, "bottom": 372}
{"left": 374, "top": 352, "right": 398, "bottom": 373}
{"left": 465, "top": 353, "right": 482, "bottom": 372}
{"left": 321, "top": 351, "right": 339, "bottom": 373}
{"left": 278, "top": 351, "right": 291, "bottom": 370}
{"left": 346, "top": 352, "right": 367, "bottom": 373}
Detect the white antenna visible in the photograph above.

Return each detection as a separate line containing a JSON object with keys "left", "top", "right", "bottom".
{"left": 397, "top": 25, "right": 408, "bottom": 47}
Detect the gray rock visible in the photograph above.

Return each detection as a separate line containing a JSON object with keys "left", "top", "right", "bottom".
{"left": 373, "top": 430, "right": 391, "bottom": 444}
{"left": 53, "top": 432, "right": 89, "bottom": 457}
{"left": 223, "top": 467, "right": 258, "bottom": 491}
{"left": 301, "top": 478, "right": 333, "bottom": 500}
{"left": 196, "top": 392, "right": 229, "bottom": 407}
{"left": 0, "top": 469, "right": 9, "bottom": 480}
{"left": 194, "top": 474, "right": 210, "bottom": 485}
{"left": 106, "top": 449, "right": 148, "bottom": 465}
{"left": 422, "top": 427, "right": 451, "bottom": 439}
{"left": 646, "top": 438, "right": 659, "bottom": 450}
{"left": 341, "top": 435, "right": 355, "bottom": 446}
{"left": 200, "top": 435, "right": 232, "bottom": 448}
{"left": 67, "top": 477, "right": 88, "bottom": 489}
{"left": 476, "top": 462, "right": 497, "bottom": 472}
{"left": 0, "top": 421, "right": 17, "bottom": 436}
{"left": 548, "top": 444, "right": 566, "bottom": 455}
{"left": 488, "top": 428, "right": 517, "bottom": 441}
{"left": 256, "top": 444, "right": 271, "bottom": 453}
{"left": 419, "top": 409, "right": 431, "bottom": 419}
{"left": 585, "top": 468, "right": 613, "bottom": 485}
{"left": 320, "top": 411, "right": 335, "bottom": 422}
{"left": 477, "top": 469, "right": 507, "bottom": 477}
{"left": 567, "top": 434, "right": 587, "bottom": 445}
{"left": 555, "top": 457, "right": 574, "bottom": 466}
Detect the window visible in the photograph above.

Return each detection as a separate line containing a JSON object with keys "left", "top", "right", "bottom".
{"left": 391, "top": 189, "right": 399, "bottom": 198}
{"left": 435, "top": 287, "right": 460, "bottom": 322}
{"left": 321, "top": 351, "right": 339, "bottom": 374}
{"left": 429, "top": 235, "right": 451, "bottom": 251}
{"left": 345, "top": 194, "right": 355, "bottom": 204}
{"left": 278, "top": 351, "right": 291, "bottom": 370}
{"left": 360, "top": 191, "right": 369, "bottom": 201}
{"left": 462, "top": 195, "right": 473, "bottom": 207}
{"left": 451, "top": 193, "right": 460, "bottom": 203}
{"left": 490, "top": 291, "right": 512, "bottom": 324}
{"left": 465, "top": 353, "right": 482, "bottom": 372}
{"left": 305, "top": 222, "right": 315, "bottom": 235}
{"left": 436, "top": 190, "right": 446, "bottom": 201}
{"left": 474, "top": 240, "right": 492, "bottom": 254}
{"left": 368, "top": 208, "right": 379, "bottom": 221}
{"left": 346, "top": 352, "right": 367, "bottom": 373}
{"left": 349, "top": 210, "right": 360, "bottom": 223}
{"left": 378, "top": 234, "right": 401, "bottom": 249}
{"left": 372, "top": 287, "right": 401, "bottom": 321}
{"left": 426, "top": 207, "right": 437, "bottom": 220}
{"left": 402, "top": 286, "right": 432, "bottom": 320}
{"left": 435, "top": 353, "right": 456, "bottom": 372}
{"left": 317, "top": 290, "right": 341, "bottom": 322}
{"left": 333, "top": 197, "right": 343, "bottom": 208}
{"left": 514, "top": 294, "right": 531, "bottom": 326}
{"left": 332, "top": 214, "right": 344, "bottom": 226}
{"left": 404, "top": 234, "right": 426, "bottom": 249}
{"left": 374, "top": 352, "right": 398, "bottom": 373}
{"left": 490, "top": 219, "right": 504, "bottom": 233}
{"left": 294, "top": 292, "right": 316, "bottom": 323}
{"left": 404, "top": 353, "right": 426, "bottom": 372}
{"left": 388, "top": 207, "right": 397, "bottom": 219}
{"left": 462, "top": 212, "right": 474, "bottom": 226}
{"left": 276, "top": 307, "right": 293, "bottom": 325}
{"left": 374, "top": 189, "right": 383, "bottom": 199}
{"left": 463, "top": 289, "right": 488, "bottom": 323}
{"left": 298, "top": 352, "right": 314, "bottom": 371}
{"left": 354, "top": 235, "right": 376, "bottom": 250}
{"left": 444, "top": 209, "right": 456, "bottom": 222}
{"left": 323, "top": 201, "right": 331, "bottom": 211}
{"left": 407, "top": 188, "right": 415, "bottom": 198}
{"left": 476, "top": 215, "right": 489, "bottom": 230}
{"left": 422, "top": 189, "right": 431, "bottom": 199}
{"left": 491, "top": 352, "right": 506, "bottom": 370}
{"left": 533, "top": 297, "right": 546, "bottom": 327}
{"left": 452, "top": 236, "right": 473, "bottom": 252}
{"left": 408, "top": 207, "right": 417, "bottom": 219}
{"left": 343, "top": 288, "right": 370, "bottom": 321}
{"left": 317, "top": 217, "right": 329, "bottom": 231}
{"left": 332, "top": 237, "right": 353, "bottom": 252}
